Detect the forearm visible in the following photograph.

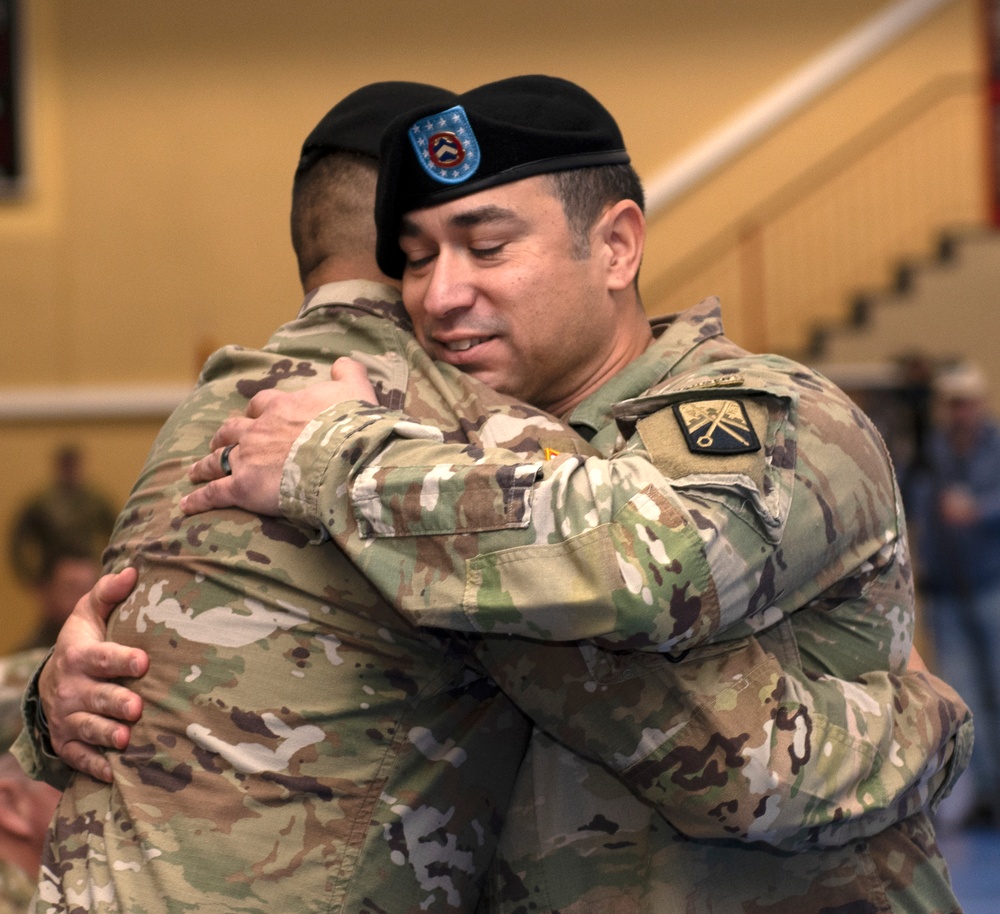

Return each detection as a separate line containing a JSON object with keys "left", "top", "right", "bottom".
{"left": 474, "top": 633, "right": 972, "bottom": 850}
{"left": 286, "top": 404, "right": 895, "bottom": 655}
{"left": 284, "top": 409, "right": 728, "bottom": 649}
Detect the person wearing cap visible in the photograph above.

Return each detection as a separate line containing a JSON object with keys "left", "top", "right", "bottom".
{"left": 173, "top": 75, "right": 967, "bottom": 912}
{"left": 910, "top": 362, "right": 1000, "bottom": 829}
{"left": 20, "top": 80, "right": 957, "bottom": 913}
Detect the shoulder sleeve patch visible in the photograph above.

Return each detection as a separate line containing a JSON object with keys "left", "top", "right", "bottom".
{"left": 673, "top": 399, "right": 760, "bottom": 454}
{"left": 637, "top": 397, "right": 769, "bottom": 490}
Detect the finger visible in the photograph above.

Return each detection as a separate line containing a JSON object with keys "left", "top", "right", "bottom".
{"left": 71, "top": 708, "right": 136, "bottom": 749}
{"left": 330, "top": 357, "right": 376, "bottom": 389}
{"left": 245, "top": 388, "right": 282, "bottom": 420}
{"left": 180, "top": 477, "right": 238, "bottom": 515}
{"left": 63, "top": 639, "right": 148, "bottom": 684}
{"left": 330, "top": 357, "right": 378, "bottom": 404}
{"left": 188, "top": 444, "right": 236, "bottom": 482}
{"left": 187, "top": 451, "right": 219, "bottom": 484}
{"left": 188, "top": 443, "right": 243, "bottom": 484}
{"left": 57, "top": 740, "right": 115, "bottom": 783}
{"left": 60, "top": 675, "right": 144, "bottom": 723}
{"left": 207, "top": 416, "right": 253, "bottom": 453}
{"left": 329, "top": 356, "right": 364, "bottom": 380}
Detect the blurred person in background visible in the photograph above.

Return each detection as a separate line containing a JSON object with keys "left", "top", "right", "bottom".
{"left": 0, "top": 656, "right": 60, "bottom": 914}
{"left": 14, "top": 550, "right": 101, "bottom": 653}
{"left": 911, "top": 361, "right": 1000, "bottom": 828}
{"left": 0, "top": 753, "right": 59, "bottom": 914}
{"left": 7, "top": 445, "right": 116, "bottom": 591}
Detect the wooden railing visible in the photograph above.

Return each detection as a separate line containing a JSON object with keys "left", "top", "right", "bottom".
{"left": 643, "top": 0, "right": 960, "bottom": 216}
{"left": 640, "top": 73, "right": 988, "bottom": 356}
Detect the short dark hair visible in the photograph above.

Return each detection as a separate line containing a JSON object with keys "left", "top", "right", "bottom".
{"left": 290, "top": 152, "right": 379, "bottom": 284}
{"left": 545, "top": 163, "right": 645, "bottom": 257}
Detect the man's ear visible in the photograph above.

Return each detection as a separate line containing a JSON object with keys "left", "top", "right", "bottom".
{"left": 0, "top": 778, "right": 34, "bottom": 840}
{"left": 595, "top": 199, "right": 645, "bottom": 291}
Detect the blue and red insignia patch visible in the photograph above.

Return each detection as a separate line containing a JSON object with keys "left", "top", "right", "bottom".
{"left": 408, "top": 105, "right": 481, "bottom": 185}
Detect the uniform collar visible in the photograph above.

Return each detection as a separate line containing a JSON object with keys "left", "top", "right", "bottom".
{"left": 298, "top": 280, "right": 404, "bottom": 319}
{"left": 566, "top": 297, "right": 725, "bottom": 444}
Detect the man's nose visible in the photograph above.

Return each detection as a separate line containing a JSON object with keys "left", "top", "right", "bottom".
{"left": 420, "top": 248, "right": 476, "bottom": 318}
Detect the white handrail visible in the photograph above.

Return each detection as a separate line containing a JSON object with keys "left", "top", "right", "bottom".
{"left": 644, "top": 0, "right": 958, "bottom": 217}
{"left": 0, "top": 384, "right": 192, "bottom": 421}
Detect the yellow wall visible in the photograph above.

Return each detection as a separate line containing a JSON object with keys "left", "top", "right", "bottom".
{"left": 0, "top": 0, "right": 987, "bottom": 651}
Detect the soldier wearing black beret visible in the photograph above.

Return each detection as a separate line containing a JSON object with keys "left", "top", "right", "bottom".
{"left": 356, "top": 73, "right": 970, "bottom": 914}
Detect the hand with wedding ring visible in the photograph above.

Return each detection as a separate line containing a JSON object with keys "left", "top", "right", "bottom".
{"left": 181, "top": 357, "right": 377, "bottom": 517}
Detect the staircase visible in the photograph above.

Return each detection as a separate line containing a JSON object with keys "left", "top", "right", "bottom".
{"left": 809, "top": 227, "right": 1000, "bottom": 415}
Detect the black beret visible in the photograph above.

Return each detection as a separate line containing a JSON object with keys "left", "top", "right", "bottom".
{"left": 296, "top": 81, "right": 455, "bottom": 174}
{"left": 375, "top": 75, "right": 630, "bottom": 278}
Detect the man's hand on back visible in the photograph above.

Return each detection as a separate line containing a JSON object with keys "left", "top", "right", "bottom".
{"left": 181, "top": 357, "right": 377, "bottom": 516}
{"left": 40, "top": 566, "right": 147, "bottom": 783}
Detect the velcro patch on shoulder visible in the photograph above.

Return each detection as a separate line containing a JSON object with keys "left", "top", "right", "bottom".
{"left": 637, "top": 397, "right": 769, "bottom": 489}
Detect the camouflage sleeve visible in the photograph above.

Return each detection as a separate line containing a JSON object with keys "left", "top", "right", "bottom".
{"left": 280, "top": 406, "right": 720, "bottom": 648}
{"left": 8, "top": 652, "right": 76, "bottom": 789}
{"left": 279, "top": 404, "right": 974, "bottom": 850}
{"left": 281, "top": 382, "right": 898, "bottom": 654}
{"left": 471, "top": 631, "right": 972, "bottom": 850}
{"left": 0, "top": 646, "right": 50, "bottom": 755}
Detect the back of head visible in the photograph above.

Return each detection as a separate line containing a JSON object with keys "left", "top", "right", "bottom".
{"left": 55, "top": 444, "right": 82, "bottom": 486}
{"left": 291, "top": 152, "right": 380, "bottom": 285}
{"left": 291, "top": 81, "right": 456, "bottom": 287}
{"left": 374, "top": 74, "right": 642, "bottom": 277}
{"left": 296, "top": 81, "right": 458, "bottom": 170}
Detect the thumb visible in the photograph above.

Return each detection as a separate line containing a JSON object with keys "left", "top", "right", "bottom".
{"left": 330, "top": 357, "right": 367, "bottom": 383}
{"left": 90, "top": 567, "right": 139, "bottom": 621}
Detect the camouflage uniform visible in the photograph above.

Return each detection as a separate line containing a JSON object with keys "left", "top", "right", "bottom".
{"left": 0, "top": 649, "right": 50, "bottom": 754}
{"left": 15, "top": 291, "right": 968, "bottom": 911}
{"left": 0, "top": 649, "right": 52, "bottom": 914}
{"left": 278, "top": 297, "right": 969, "bottom": 912}
{"left": 20, "top": 282, "right": 542, "bottom": 914}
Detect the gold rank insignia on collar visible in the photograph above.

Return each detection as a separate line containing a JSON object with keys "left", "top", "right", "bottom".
{"left": 673, "top": 398, "right": 762, "bottom": 455}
